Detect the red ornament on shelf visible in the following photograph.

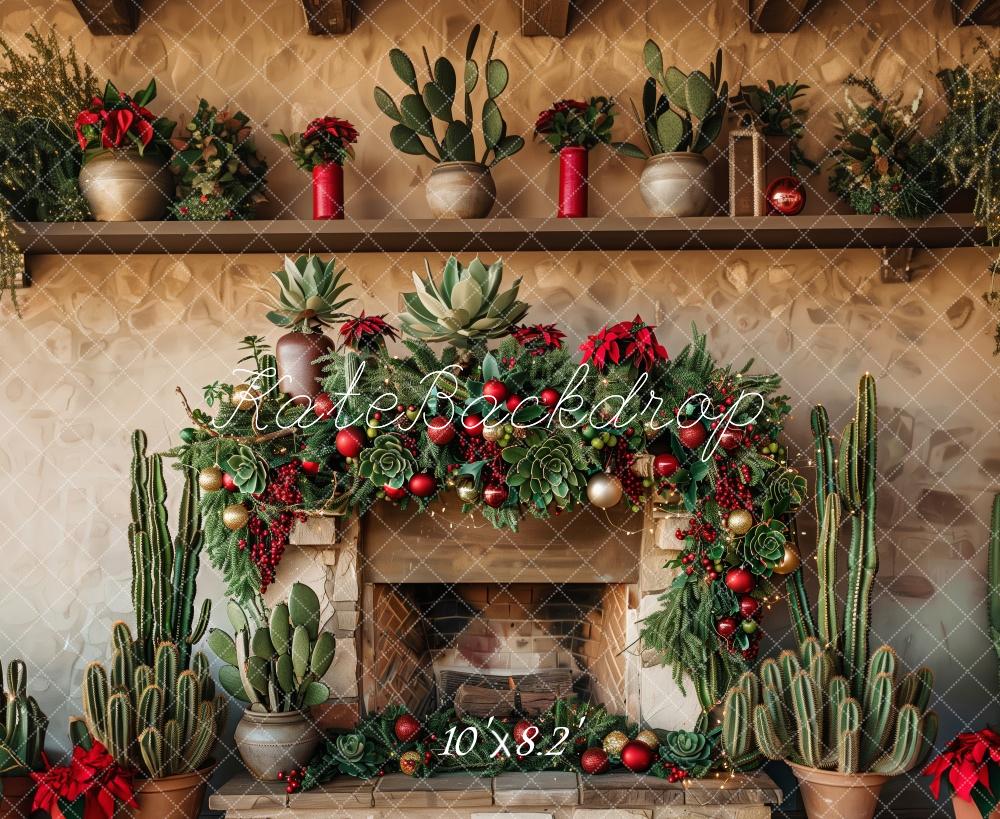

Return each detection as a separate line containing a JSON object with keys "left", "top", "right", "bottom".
{"left": 384, "top": 485, "right": 407, "bottom": 501}
{"left": 301, "top": 460, "right": 320, "bottom": 476}
{"left": 462, "top": 414, "right": 484, "bottom": 437}
{"left": 222, "top": 472, "right": 238, "bottom": 492}
{"left": 540, "top": 388, "right": 560, "bottom": 408}
{"left": 620, "top": 740, "right": 655, "bottom": 773}
{"left": 557, "top": 146, "right": 588, "bottom": 218}
{"left": 483, "top": 485, "right": 509, "bottom": 508}
{"left": 653, "top": 453, "right": 680, "bottom": 478}
{"left": 715, "top": 616, "right": 738, "bottom": 638}
{"left": 313, "top": 392, "right": 336, "bottom": 420}
{"left": 765, "top": 176, "right": 806, "bottom": 216}
{"left": 513, "top": 720, "right": 536, "bottom": 746}
{"left": 408, "top": 473, "right": 437, "bottom": 498}
{"left": 724, "top": 567, "right": 755, "bottom": 595}
{"left": 335, "top": 426, "right": 366, "bottom": 458}
{"left": 482, "top": 379, "right": 509, "bottom": 404}
{"left": 427, "top": 417, "right": 456, "bottom": 446}
{"left": 677, "top": 422, "right": 707, "bottom": 449}
{"left": 394, "top": 713, "right": 422, "bottom": 743}
{"left": 580, "top": 747, "right": 610, "bottom": 775}
{"left": 312, "top": 162, "right": 344, "bottom": 220}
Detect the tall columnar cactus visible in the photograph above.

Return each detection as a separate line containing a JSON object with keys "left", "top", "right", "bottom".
{"left": 722, "top": 375, "right": 938, "bottom": 776}
{"left": 129, "top": 430, "right": 211, "bottom": 669}
{"left": 0, "top": 659, "right": 48, "bottom": 776}
{"left": 78, "top": 623, "right": 226, "bottom": 778}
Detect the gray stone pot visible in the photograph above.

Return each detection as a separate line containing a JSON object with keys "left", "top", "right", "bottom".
{"left": 233, "top": 708, "right": 321, "bottom": 781}
{"left": 638, "top": 152, "right": 714, "bottom": 217}
{"left": 425, "top": 161, "right": 496, "bottom": 219}
{"left": 78, "top": 150, "right": 171, "bottom": 221}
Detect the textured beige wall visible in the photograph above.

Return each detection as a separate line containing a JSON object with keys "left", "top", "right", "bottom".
{"left": 1, "top": 0, "right": 998, "bottom": 779}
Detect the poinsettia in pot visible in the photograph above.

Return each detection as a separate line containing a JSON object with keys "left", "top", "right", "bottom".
{"left": 74, "top": 79, "right": 174, "bottom": 221}
{"left": 374, "top": 24, "right": 523, "bottom": 219}
{"left": 209, "top": 583, "right": 334, "bottom": 781}
{"left": 274, "top": 117, "right": 358, "bottom": 219}
{"left": 925, "top": 729, "right": 1000, "bottom": 819}
{"left": 0, "top": 659, "right": 48, "bottom": 819}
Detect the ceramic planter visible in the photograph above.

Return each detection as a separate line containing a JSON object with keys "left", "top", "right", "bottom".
{"left": 78, "top": 150, "right": 171, "bottom": 221}
{"left": 425, "top": 161, "right": 496, "bottom": 219}
{"left": 233, "top": 709, "right": 321, "bottom": 781}
{"left": 557, "top": 146, "right": 588, "bottom": 218}
{"left": 124, "top": 766, "right": 213, "bottom": 819}
{"left": 313, "top": 162, "right": 344, "bottom": 220}
{"left": 638, "top": 152, "right": 715, "bottom": 217}
{"left": 0, "top": 774, "right": 34, "bottom": 819}
{"left": 275, "top": 332, "right": 335, "bottom": 404}
{"left": 787, "top": 762, "right": 889, "bottom": 819}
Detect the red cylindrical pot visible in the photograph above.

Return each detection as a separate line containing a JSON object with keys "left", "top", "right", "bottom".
{"left": 557, "top": 146, "right": 588, "bottom": 218}
{"left": 312, "top": 162, "right": 344, "bottom": 220}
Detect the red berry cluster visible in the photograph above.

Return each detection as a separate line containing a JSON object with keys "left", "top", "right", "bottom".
{"left": 245, "top": 460, "right": 306, "bottom": 594}
{"left": 278, "top": 767, "right": 306, "bottom": 793}
{"left": 679, "top": 551, "right": 722, "bottom": 582}
{"left": 608, "top": 445, "right": 645, "bottom": 506}
{"left": 675, "top": 513, "right": 717, "bottom": 545}
{"left": 663, "top": 763, "right": 689, "bottom": 783}
{"left": 455, "top": 434, "right": 505, "bottom": 485}
{"left": 713, "top": 469, "right": 754, "bottom": 511}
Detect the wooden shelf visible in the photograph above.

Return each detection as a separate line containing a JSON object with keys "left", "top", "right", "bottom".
{"left": 10, "top": 214, "right": 984, "bottom": 262}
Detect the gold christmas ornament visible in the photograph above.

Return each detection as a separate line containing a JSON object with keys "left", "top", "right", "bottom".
{"left": 482, "top": 424, "right": 503, "bottom": 442}
{"left": 456, "top": 480, "right": 480, "bottom": 504}
{"left": 222, "top": 503, "right": 249, "bottom": 531}
{"left": 772, "top": 544, "right": 801, "bottom": 575}
{"left": 198, "top": 465, "right": 223, "bottom": 492}
{"left": 635, "top": 729, "right": 660, "bottom": 750}
{"left": 726, "top": 509, "right": 754, "bottom": 536}
{"left": 232, "top": 383, "right": 261, "bottom": 410}
{"left": 602, "top": 730, "right": 629, "bottom": 757}
{"left": 399, "top": 750, "right": 421, "bottom": 776}
{"left": 587, "top": 473, "right": 623, "bottom": 509}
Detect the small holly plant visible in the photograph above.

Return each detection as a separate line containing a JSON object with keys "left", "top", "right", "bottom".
{"left": 534, "top": 97, "right": 618, "bottom": 152}
{"left": 274, "top": 117, "right": 358, "bottom": 170}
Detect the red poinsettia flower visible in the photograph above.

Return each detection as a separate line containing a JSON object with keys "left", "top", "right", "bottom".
{"left": 579, "top": 316, "right": 668, "bottom": 372}
{"left": 925, "top": 728, "right": 1000, "bottom": 803}
{"left": 339, "top": 311, "right": 400, "bottom": 352}
{"left": 535, "top": 99, "right": 589, "bottom": 133}
{"left": 623, "top": 317, "right": 669, "bottom": 372}
{"left": 304, "top": 116, "right": 359, "bottom": 145}
{"left": 101, "top": 108, "right": 134, "bottom": 149}
{"left": 32, "top": 758, "right": 87, "bottom": 819}
{"left": 32, "top": 742, "right": 137, "bottom": 819}
{"left": 74, "top": 110, "right": 101, "bottom": 150}
{"left": 579, "top": 324, "right": 627, "bottom": 370}
{"left": 512, "top": 323, "right": 566, "bottom": 355}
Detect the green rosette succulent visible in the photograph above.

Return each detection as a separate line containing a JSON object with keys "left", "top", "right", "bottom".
{"left": 738, "top": 519, "right": 786, "bottom": 575}
{"left": 765, "top": 467, "right": 807, "bottom": 515}
{"left": 502, "top": 432, "right": 585, "bottom": 511}
{"left": 358, "top": 433, "right": 417, "bottom": 489}
{"left": 663, "top": 729, "right": 715, "bottom": 776}
{"left": 227, "top": 445, "right": 268, "bottom": 494}
{"left": 336, "top": 732, "right": 365, "bottom": 763}
{"left": 266, "top": 254, "right": 355, "bottom": 333}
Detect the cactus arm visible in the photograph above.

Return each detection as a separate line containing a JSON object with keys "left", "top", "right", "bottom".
{"left": 182, "top": 714, "right": 214, "bottom": 772}
{"left": 147, "top": 453, "right": 174, "bottom": 646}
{"left": 826, "top": 676, "right": 849, "bottom": 751}
{"left": 106, "top": 692, "right": 133, "bottom": 768}
{"left": 784, "top": 527, "right": 816, "bottom": 644}
{"left": 83, "top": 662, "right": 109, "bottom": 744}
{"left": 836, "top": 697, "right": 861, "bottom": 773}
{"left": 722, "top": 687, "right": 751, "bottom": 759}
{"left": 870, "top": 704, "right": 922, "bottom": 775}
{"left": 760, "top": 658, "right": 783, "bottom": 694}
{"left": 175, "top": 671, "right": 199, "bottom": 744}
{"left": 139, "top": 727, "right": 165, "bottom": 779}
{"left": 860, "top": 672, "right": 895, "bottom": 769}
{"left": 154, "top": 643, "right": 179, "bottom": 716}
{"left": 896, "top": 667, "right": 933, "bottom": 711}
{"left": 791, "top": 670, "right": 822, "bottom": 768}
{"left": 816, "top": 494, "right": 841, "bottom": 657}
{"left": 762, "top": 685, "right": 790, "bottom": 747}
{"left": 163, "top": 719, "right": 182, "bottom": 775}
{"left": 779, "top": 649, "right": 802, "bottom": 691}
{"left": 914, "top": 710, "right": 939, "bottom": 770}
{"left": 991, "top": 494, "right": 1000, "bottom": 679}
{"left": 811, "top": 406, "right": 836, "bottom": 521}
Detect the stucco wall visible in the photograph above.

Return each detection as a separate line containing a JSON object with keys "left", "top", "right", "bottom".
{"left": 0, "top": 0, "right": 998, "bottom": 810}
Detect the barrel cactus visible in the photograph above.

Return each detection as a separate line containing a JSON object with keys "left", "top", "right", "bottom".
{"left": 265, "top": 254, "right": 355, "bottom": 334}
{"left": 209, "top": 583, "right": 334, "bottom": 712}
{"left": 358, "top": 434, "right": 417, "bottom": 489}
{"left": 0, "top": 659, "right": 48, "bottom": 776}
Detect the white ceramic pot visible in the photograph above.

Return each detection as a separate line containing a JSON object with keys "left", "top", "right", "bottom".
{"left": 78, "top": 150, "right": 171, "bottom": 221}
{"left": 233, "top": 709, "right": 321, "bottom": 781}
{"left": 425, "top": 161, "right": 496, "bottom": 219}
{"left": 639, "top": 152, "right": 715, "bottom": 217}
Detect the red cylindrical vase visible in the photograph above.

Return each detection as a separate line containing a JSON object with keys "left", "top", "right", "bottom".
{"left": 312, "top": 162, "right": 344, "bottom": 220}
{"left": 557, "top": 146, "right": 588, "bottom": 218}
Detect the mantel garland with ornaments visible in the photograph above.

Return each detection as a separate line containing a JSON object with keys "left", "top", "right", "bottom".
{"left": 169, "top": 254, "right": 807, "bottom": 713}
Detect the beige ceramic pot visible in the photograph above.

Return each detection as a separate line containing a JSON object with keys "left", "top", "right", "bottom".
{"left": 425, "top": 161, "right": 496, "bottom": 219}
{"left": 78, "top": 150, "right": 171, "bottom": 221}
{"left": 788, "top": 762, "right": 889, "bottom": 819}
{"left": 124, "top": 765, "right": 213, "bottom": 819}
{"left": 275, "top": 332, "right": 335, "bottom": 404}
{"left": 234, "top": 709, "right": 321, "bottom": 781}
{"left": 639, "top": 152, "right": 715, "bottom": 217}
{"left": 0, "top": 774, "right": 34, "bottom": 819}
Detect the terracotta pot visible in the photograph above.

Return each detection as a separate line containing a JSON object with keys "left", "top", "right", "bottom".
{"left": 275, "top": 332, "right": 335, "bottom": 403}
{"left": 124, "top": 766, "right": 213, "bottom": 819}
{"left": 557, "top": 146, "right": 588, "bottom": 218}
{"left": 0, "top": 774, "right": 34, "bottom": 819}
{"left": 313, "top": 162, "right": 344, "bottom": 220}
{"left": 425, "top": 161, "right": 496, "bottom": 219}
{"left": 788, "top": 761, "right": 889, "bottom": 819}
{"left": 639, "top": 152, "right": 715, "bottom": 217}
{"left": 78, "top": 150, "right": 171, "bottom": 221}
{"left": 234, "top": 709, "right": 321, "bottom": 781}
{"left": 952, "top": 794, "right": 1000, "bottom": 819}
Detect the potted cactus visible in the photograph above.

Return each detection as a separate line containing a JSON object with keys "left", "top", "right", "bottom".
{"left": 266, "top": 254, "right": 355, "bottom": 403}
{"left": 623, "top": 43, "right": 727, "bottom": 216}
{"left": 208, "top": 583, "right": 334, "bottom": 780}
{"left": 720, "top": 376, "right": 938, "bottom": 819}
{"left": 374, "top": 24, "right": 524, "bottom": 219}
{"left": 74, "top": 431, "right": 224, "bottom": 819}
{"left": 0, "top": 660, "right": 47, "bottom": 819}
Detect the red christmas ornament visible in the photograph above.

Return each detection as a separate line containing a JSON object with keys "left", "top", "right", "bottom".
{"left": 482, "top": 379, "right": 509, "bottom": 404}
{"left": 580, "top": 747, "right": 610, "bottom": 775}
{"left": 653, "top": 453, "right": 680, "bottom": 478}
{"left": 539, "top": 388, "right": 560, "bottom": 408}
{"left": 384, "top": 485, "right": 407, "bottom": 501}
{"left": 620, "top": 740, "right": 655, "bottom": 773}
{"left": 313, "top": 392, "right": 336, "bottom": 420}
{"left": 766, "top": 176, "right": 806, "bottom": 216}
{"left": 739, "top": 595, "right": 760, "bottom": 619}
{"left": 462, "top": 413, "right": 484, "bottom": 437}
{"left": 408, "top": 473, "right": 437, "bottom": 498}
{"left": 724, "top": 567, "right": 755, "bottom": 595}
{"left": 715, "top": 616, "right": 738, "bottom": 638}
{"left": 427, "top": 417, "right": 456, "bottom": 445}
{"left": 718, "top": 426, "right": 743, "bottom": 451}
{"left": 677, "top": 423, "right": 707, "bottom": 449}
{"left": 506, "top": 394, "right": 523, "bottom": 413}
{"left": 335, "top": 426, "right": 366, "bottom": 458}
{"left": 394, "top": 713, "right": 422, "bottom": 743}
{"left": 513, "top": 720, "right": 535, "bottom": 746}
{"left": 222, "top": 472, "right": 238, "bottom": 492}
{"left": 483, "top": 485, "right": 509, "bottom": 508}
{"left": 301, "top": 460, "right": 320, "bottom": 476}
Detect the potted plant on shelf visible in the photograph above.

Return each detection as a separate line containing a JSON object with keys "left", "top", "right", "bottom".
{"left": 829, "top": 75, "right": 941, "bottom": 218}
{"left": 274, "top": 116, "right": 358, "bottom": 220}
{"left": 622, "top": 42, "right": 727, "bottom": 217}
{"left": 731, "top": 81, "right": 814, "bottom": 181}
{"left": 0, "top": 659, "right": 47, "bottom": 819}
{"left": 374, "top": 24, "right": 523, "bottom": 219}
{"left": 721, "top": 375, "right": 937, "bottom": 819}
{"left": 209, "top": 583, "right": 334, "bottom": 780}
{"left": 168, "top": 99, "right": 268, "bottom": 220}
{"left": 74, "top": 79, "right": 175, "bottom": 221}
{"left": 266, "top": 254, "right": 355, "bottom": 402}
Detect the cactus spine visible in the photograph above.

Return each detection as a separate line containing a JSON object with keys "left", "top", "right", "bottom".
{"left": 0, "top": 659, "right": 48, "bottom": 776}
{"left": 721, "top": 375, "right": 937, "bottom": 777}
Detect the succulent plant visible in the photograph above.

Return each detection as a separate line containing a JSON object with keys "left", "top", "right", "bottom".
{"left": 398, "top": 257, "right": 529, "bottom": 347}
{"left": 303, "top": 729, "right": 384, "bottom": 784}
{"left": 266, "top": 255, "right": 355, "bottom": 334}
{"left": 765, "top": 468, "right": 808, "bottom": 514}
{"left": 662, "top": 729, "right": 715, "bottom": 776}
{"left": 227, "top": 445, "right": 268, "bottom": 494}
{"left": 0, "top": 659, "right": 48, "bottom": 776}
{"left": 374, "top": 24, "right": 524, "bottom": 167}
{"left": 737, "top": 519, "right": 787, "bottom": 575}
{"left": 627, "top": 43, "right": 728, "bottom": 157}
{"left": 209, "top": 583, "right": 334, "bottom": 713}
{"left": 502, "top": 432, "right": 588, "bottom": 511}
{"left": 358, "top": 433, "right": 417, "bottom": 489}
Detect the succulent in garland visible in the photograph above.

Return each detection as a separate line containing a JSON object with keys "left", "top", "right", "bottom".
{"left": 227, "top": 445, "right": 268, "bottom": 494}
{"left": 502, "top": 432, "right": 589, "bottom": 511}
{"left": 266, "top": 254, "right": 355, "bottom": 333}
{"left": 358, "top": 433, "right": 417, "bottom": 489}
{"left": 374, "top": 24, "right": 523, "bottom": 167}
{"left": 398, "top": 257, "right": 529, "bottom": 347}
{"left": 736, "top": 520, "right": 787, "bottom": 575}
{"left": 0, "top": 659, "right": 48, "bottom": 776}
{"left": 662, "top": 729, "right": 716, "bottom": 777}
{"left": 765, "top": 467, "right": 808, "bottom": 514}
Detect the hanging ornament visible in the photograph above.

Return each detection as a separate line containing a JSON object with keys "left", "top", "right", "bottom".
{"left": 222, "top": 503, "right": 249, "bottom": 531}
{"left": 427, "top": 417, "right": 456, "bottom": 445}
{"left": 408, "top": 473, "right": 437, "bottom": 498}
{"left": 179, "top": 427, "right": 198, "bottom": 444}
{"left": 539, "top": 388, "right": 560, "bottom": 408}
{"left": 587, "top": 473, "right": 623, "bottom": 509}
{"left": 580, "top": 747, "right": 610, "bottom": 775}
{"left": 620, "top": 740, "right": 655, "bottom": 773}
{"left": 724, "top": 567, "right": 755, "bottom": 594}
{"left": 772, "top": 544, "right": 801, "bottom": 575}
{"left": 482, "top": 424, "right": 504, "bottom": 443}
{"left": 506, "top": 394, "right": 523, "bottom": 413}
{"left": 222, "top": 472, "right": 238, "bottom": 492}
{"left": 513, "top": 720, "right": 536, "bottom": 746}
{"left": 715, "top": 616, "right": 738, "bottom": 638}
{"left": 399, "top": 750, "right": 421, "bottom": 776}
{"left": 232, "top": 383, "right": 260, "bottom": 410}
{"left": 717, "top": 427, "right": 743, "bottom": 451}
{"left": 726, "top": 509, "right": 754, "bottom": 536}
{"left": 482, "top": 379, "right": 509, "bottom": 404}
{"left": 384, "top": 485, "right": 407, "bottom": 501}
{"left": 301, "top": 460, "right": 320, "bottom": 476}
{"left": 198, "top": 466, "right": 223, "bottom": 492}
{"left": 462, "top": 414, "right": 484, "bottom": 437}
{"left": 652, "top": 453, "right": 680, "bottom": 478}
{"left": 483, "top": 484, "right": 509, "bottom": 508}
{"left": 677, "top": 423, "right": 707, "bottom": 449}
{"left": 456, "top": 480, "right": 480, "bottom": 504}
{"left": 739, "top": 595, "right": 760, "bottom": 619}
{"left": 313, "top": 392, "right": 336, "bottom": 420}
{"left": 335, "top": 426, "right": 366, "bottom": 458}
{"left": 766, "top": 176, "right": 806, "bottom": 216}
{"left": 602, "top": 730, "right": 628, "bottom": 757}
{"left": 635, "top": 729, "right": 660, "bottom": 751}
{"left": 394, "top": 713, "right": 422, "bottom": 742}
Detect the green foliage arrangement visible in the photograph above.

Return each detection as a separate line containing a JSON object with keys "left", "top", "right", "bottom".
{"left": 374, "top": 25, "right": 524, "bottom": 167}
{"left": 533, "top": 97, "right": 619, "bottom": 152}
{"left": 731, "top": 81, "right": 816, "bottom": 175}
{"left": 273, "top": 117, "right": 358, "bottom": 170}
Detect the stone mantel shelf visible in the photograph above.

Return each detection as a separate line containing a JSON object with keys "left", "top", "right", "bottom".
{"left": 10, "top": 214, "right": 985, "bottom": 271}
